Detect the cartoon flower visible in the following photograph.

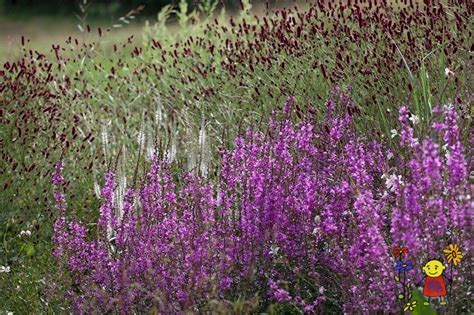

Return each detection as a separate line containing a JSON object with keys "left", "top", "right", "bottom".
{"left": 404, "top": 300, "right": 418, "bottom": 312}
{"left": 392, "top": 245, "right": 408, "bottom": 258}
{"left": 394, "top": 259, "right": 413, "bottom": 272}
{"left": 443, "top": 243, "right": 463, "bottom": 266}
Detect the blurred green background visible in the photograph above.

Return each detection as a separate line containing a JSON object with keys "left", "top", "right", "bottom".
{"left": 0, "top": 0, "right": 272, "bottom": 17}
{"left": 0, "top": 0, "right": 281, "bottom": 62}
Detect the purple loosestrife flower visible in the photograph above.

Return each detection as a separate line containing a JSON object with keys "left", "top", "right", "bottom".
{"left": 391, "top": 105, "right": 471, "bottom": 303}
{"left": 98, "top": 171, "right": 116, "bottom": 241}
{"left": 51, "top": 96, "right": 471, "bottom": 313}
{"left": 398, "top": 106, "right": 419, "bottom": 148}
{"left": 268, "top": 279, "right": 292, "bottom": 303}
{"left": 52, "top": 160, "right": 65, "bottom": 186}
{"left": 52, "top": 161, "right": 67, "bottom": 258}
{"left": 342, "top": 191, "right": 396, "bottom": 312}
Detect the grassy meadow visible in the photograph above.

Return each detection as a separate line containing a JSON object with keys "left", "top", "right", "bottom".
{"left": 0, "top": 0, "right": 472, "bottom": 313}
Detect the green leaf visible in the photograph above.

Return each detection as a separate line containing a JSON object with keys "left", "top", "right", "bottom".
{"left": 395, "top": 275, "right": 400, "bottom": 282}
{"left": 398, "top": 293, "right": 405, "bottom": 299}
{"left": 22, "top": 243, "right": 35, "bottom": 257}
{"left": 410, "top": 289, "right": 437, "bottom": 315}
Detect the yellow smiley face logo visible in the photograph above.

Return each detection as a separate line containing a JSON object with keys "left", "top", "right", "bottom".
{"left": 422, "top": 260, "right": 445, "bottom": 277}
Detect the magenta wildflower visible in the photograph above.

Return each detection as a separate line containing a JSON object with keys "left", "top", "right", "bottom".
{"left": 51, "top": 97, "right": 471, "bottom": 313}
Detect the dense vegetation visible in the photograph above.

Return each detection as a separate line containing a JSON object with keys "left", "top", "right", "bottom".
{"left": 0, "top": 0, "right": 472, "bottom": 313}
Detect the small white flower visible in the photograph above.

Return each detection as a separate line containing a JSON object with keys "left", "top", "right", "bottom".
{"left": 443, "top": 103, "right": 453, "bottom": 111}
{"left": 409, "top": 114, "right": 420, "bottom": 125}
{"left": 384, "top": 174, "right": 402, "bottom": 192}
{"left": 19, "top": 230, "right": 31, "bottom": 237}
{"left": 445, "top": 67, "right": 455, "bottom": 77}
{"left": 313, "top": 215, "right": 321, "bottom": 223}
{"left": 40, "top": 296, "right": 49, "bottom": 306}
{"left": 136, "top": 130, "right": 146, "bottom": 154}
{"left": 155, "top": 98, "right": 163, "bottom": 126}
{"left": 319, "top": 286, "right": 325, "bottom": 295}
{"left": 93, "top": 181, "right": 101, "bottom": 199}
{"left": 216, "top": 189, "right": 222, "bottom": 207}
{"left": 390, "top": 129, "right": 398, "bottom": 139}
{"left": 269, "top": 245, "right": 280, "bottom": 256}
{"left": 146, "top": 145, "right": 155, "bottom": 161}
{"left": 7, "top": 311, "right": 14, "bottom": 315}
{"left": 0, "top": 265, "right": 11, "bottom": 273}
{"left": 101, "top": 124, "right": 111, "bottom": 164}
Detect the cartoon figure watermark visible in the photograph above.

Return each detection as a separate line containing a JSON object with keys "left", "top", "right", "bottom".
{"left": 442, "top": 243, "right": 463, "bottom": 301}
{"left": 392, "top": 243, "right": 464, "bottom": 312}
{"left": 392, "top": 245, "right": 418, "bottom": 312}
{"left": 421, "top": 259, "right": 448, "bottom": 305}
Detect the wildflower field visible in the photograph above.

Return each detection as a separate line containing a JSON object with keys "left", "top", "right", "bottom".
{"left": 0, "top": 0, "right": 472, "bottom": 313}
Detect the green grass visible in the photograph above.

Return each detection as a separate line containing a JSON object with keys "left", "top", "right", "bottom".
{"left": 0, "top": 0, "right": 472, "bottom": 312}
